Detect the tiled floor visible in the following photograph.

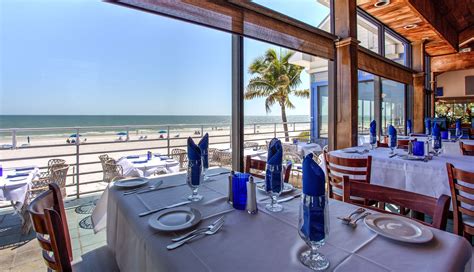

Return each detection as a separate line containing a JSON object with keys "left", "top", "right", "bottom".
{"left": 0, "top": 194, "right": 104, "bottom": 272}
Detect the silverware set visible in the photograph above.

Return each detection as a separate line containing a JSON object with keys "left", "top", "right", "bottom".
{"left": 167, "top": 216, "right": 226, "bottom": 250}
{"left": 277, "top": 194, "right": 301, "bottom": 203}
{"left": 337, "top": 208, "right": 371, "bottom": 227}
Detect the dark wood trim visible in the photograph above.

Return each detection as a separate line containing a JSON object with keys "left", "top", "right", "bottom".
{"left": 459, "top": 26, "right": 474, "bottom": 48}
{"left": 358, "top": 47, "right": 414, "bottom": 85}
{"left": 431, "top": 51, "right": 474, "bottom": 73}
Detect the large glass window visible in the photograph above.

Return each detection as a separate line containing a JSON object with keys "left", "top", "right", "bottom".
{"left": 385, "top": 31, "right": 406, "bottom": 65}
{"left": 357, "top": 15, "right": 379, "bottom": 53}
{"left": 358, "top": 71, "right": 375, "bottom": 137}
{"left": 251, "top": 0, "right": 331, "bottom": 32}
{"left": 381, "top": 79, "right": 406, "bottom": 135}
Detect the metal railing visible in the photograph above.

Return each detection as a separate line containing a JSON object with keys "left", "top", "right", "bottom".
{"left": 0, "top": 121, "right": 311, "bottom": 203}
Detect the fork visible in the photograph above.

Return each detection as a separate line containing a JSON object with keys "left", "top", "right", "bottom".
{"left": 171, "top": 216, "right": 225, "bottom": 242}
{"left": 348, "top": 212, "right": 371, "bottom": 228}
{"left": 337, "top": 207, "right": 365, "bottom": 224}
{"left": 166, "top": 220, "right": 225, "bottom": 250}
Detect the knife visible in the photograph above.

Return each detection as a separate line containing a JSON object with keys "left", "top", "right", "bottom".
{"left": 206, "top": 171, "right": 231, "bottom": 177}
{"left": 139, "top": 200, "right": 192, "bottom": 217}
{"left": 277, "top": 194, "right": 302, "bottom": 203}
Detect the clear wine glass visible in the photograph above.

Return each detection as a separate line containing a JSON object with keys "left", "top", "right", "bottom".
{"left": 187, "top": 159, "right": 203, "bottom": 201}
{"left": 265, "top": 164, "right": 283, "bottom": 212}
{"left": 455, "top": 128, "right": 463, "bottom": 141}
{"left": 432, "top": 137, "right": 442, "bottom": 156}
{"left": 369, "top": 134, "right": 376, "bottom": 150}
{"left": 298, "top": 193, "right": 329, "bottom": 271}
{"left": 201, "top": 153, "right": 209, "bottom": 181}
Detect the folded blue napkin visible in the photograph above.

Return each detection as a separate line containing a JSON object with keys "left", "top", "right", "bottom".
{"left": 187, "top": 137, "right": 202, "bottom": 186}
{"left": 7, "top": 173, "right": 29, "bottom": 179}
{"left": 407, "top": 120, "right": 412, "bottom": 135}
{"left": 15, "top": 167, "right": 35, "bottom": 172}
{"left": 265, "top": 138, "right": 283, "bottom": 193}
{"left": 425, "top": 118, "right": 431, "bottom": 135}
{"left": 127, "top": 155, "right": 140, "bottom": 159}
{"left": 370, "top": 120, "right": 376, "bottom": 144}
{"left": 133, "top": 160, "right": 148, "bottom": 164}
{"left": 198, "top": 133, "right": 209, "bottom": 169}
{"left": 301, "top": 153, "right": 326, "bottom": 242}
{"left": 456, "top": 119, "right": 462, "bottom": 137}
{"left": 388, "top": 125, "right": 397, "bottom": 147}
{"left": 432, "top": 123, "right": 442, "bottom": 149}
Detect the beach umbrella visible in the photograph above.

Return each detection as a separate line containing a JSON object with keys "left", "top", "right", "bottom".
{"left": 159, "top": 130, "right": 167, "bottom": 134}
{"left": 116, "top": 132, "right": 127, "bottom": 136}
{"left": 69, "top": 134, "right": 82, "bottom": 138}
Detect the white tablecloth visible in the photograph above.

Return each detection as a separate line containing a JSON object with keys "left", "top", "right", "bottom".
{"left": 413, "top": 138, "right": 474, "bottom": 156}
{"left": 119, "top": 155, "right": 180, "bottom": 177}
{"left": 296, "top": 142, "right": 322, "bottom": 156}
{"left": 99, "top": 168, "right": 471, "bottom": 271}
{"left": 0, "top": 167, "right": 39, "bottom": 209}
{"left": 221, "top": 148, "right": 267, "bottom": 160}
{"left": 324, "top": 147, "right": 474, "bottom": 202}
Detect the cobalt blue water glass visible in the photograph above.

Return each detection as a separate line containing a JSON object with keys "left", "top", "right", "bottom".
{"left": 412, "top": 141, "right": 425, "bottom": 156}
{"left": 0, "top": 165, "right": 2, "bottom": 177}
{"left": 298, "top": 193, "right": 329, "bottom": 271}
{"left": 441, "top": 131, "right": 448, "bottom": 140}
{"left": 147, "top": 151, "right": 152, "bottom": 161}
{"left": 187, "top": 159, "right": 203, "bottom": 201}
{"left": 232, "top": 173, "right": 249, "bottom": 210}
{"left": 265, "top": 164, "right": 283, "bottom": 212}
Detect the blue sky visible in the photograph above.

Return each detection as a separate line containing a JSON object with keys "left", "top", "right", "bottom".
{"left": 0, "top": 0, "right": 329, "bottom": 116}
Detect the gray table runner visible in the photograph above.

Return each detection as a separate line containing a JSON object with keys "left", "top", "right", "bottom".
{"left": 106, "top": 168, "right": 472, "bottom": 271}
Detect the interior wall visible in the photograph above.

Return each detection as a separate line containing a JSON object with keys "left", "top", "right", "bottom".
{"left": 436, "top": 69, "right": 474, "bottom": 97}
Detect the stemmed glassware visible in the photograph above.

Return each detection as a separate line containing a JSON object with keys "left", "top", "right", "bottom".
{"left": 265, "top": 164, "right": 283, "bottom": 212}
{"left": 202, "top": 152, "right": 209, "bottom": 181}
{"left": 388, "top": 135, "right": 397, "bottom": 154}
{"left": 298, "top": 193, "right": 329, "bottom": 271}
{"left": 187, "top": 159, "right": 203, "bottom": 201}
{"left": 455, "top": 128, "right": 463, "bottom": 141}
{"left": 369, "top": 134, "right": 377, "bottom": 150}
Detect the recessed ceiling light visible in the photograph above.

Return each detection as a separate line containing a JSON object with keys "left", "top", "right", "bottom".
{"left": 404, "top": 24, "right": 418, "bottom": 30}
{"left": 374, "top": 0, "right": 390, "bottom": 7}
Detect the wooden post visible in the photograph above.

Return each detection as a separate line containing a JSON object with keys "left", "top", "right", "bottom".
{"left": 333, "top": 0, "right": 358, "bottom": 149}
{"left": 412, "top": 41, "right": 426, "bottom": 133}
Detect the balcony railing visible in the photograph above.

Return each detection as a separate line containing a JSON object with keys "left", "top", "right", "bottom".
{"left": 0, "top": 121, "right": 310, "bottom": 206}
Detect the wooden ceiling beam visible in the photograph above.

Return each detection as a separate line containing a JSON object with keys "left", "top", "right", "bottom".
{"left": 406, "top": 0, "right": 458, "bottom": 51}
{"left": 431, "top": 51, "right": 474, "bottom": 73}
{"left": 460, "top": 26, "right": 474, "bottom": 48}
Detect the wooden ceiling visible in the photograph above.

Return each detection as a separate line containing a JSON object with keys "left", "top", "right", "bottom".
{"left": 359, "top": 0, "right": 474, "bottom": 56}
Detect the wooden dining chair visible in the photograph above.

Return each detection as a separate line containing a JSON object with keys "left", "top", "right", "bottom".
{"left": 397, "top": 138, "right": 416, "bottom": 149}
{"left": 342, "top": 178, "right": 450, "bottom": 230}
{"left": 447, "top": 163, "right": 474, "bottom": 240}
{"left": 245, "top": 155, "right": 292, "bottom": 183}
{"left": 323, "top": 150, "right": 372, "bottom": 202}
{"left": 28, "top": 183, "right": 119, "bottom": 272}
{"left": 459, "top": 142, "right": 474, "bottom": 156}
{"left": 376, "top": 141, "right": 388, "bottom": 148}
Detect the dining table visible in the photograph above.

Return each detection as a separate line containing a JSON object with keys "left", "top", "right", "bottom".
{"left": 322, "top": 146, "right": 474, "bottom": 203}
{"left": 97, "top": 167, "right": 472, "bottom": 271}
{"left": 0, "top": 166, "right": 39, "bottom": 210}
{"left": 119, "top": 154, "right": 180, "bottom": 177}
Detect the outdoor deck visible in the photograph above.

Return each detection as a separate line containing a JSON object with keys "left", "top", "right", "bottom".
{"left": 0, "top": 194, "right": 103, "bottom": 272}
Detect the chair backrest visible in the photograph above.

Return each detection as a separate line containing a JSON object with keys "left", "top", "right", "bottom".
{"left": 50, "top": 165, "right": 69, "bottom": 187}
{"left": 447, "top": 163, "right": 474, "bottom": 235}
{"left": 104, "top": 160, "right": 124, "bottom": 183}
{"left": 282, "top": 143, "right": 298, "bottom": 154}
{"left": 376, "top": 140, "right": 388, "bottom": 148}
{"left": 99, "top": 154, "right": 110, "bottom": 169}
{"left": 245, "top": 155, "right": 292, "bottom": 182}
{"left": 324, "top": 149, "right": 372, "bottom": 200}
{"left": 215, "top": 150, "right": 232, "bottom": 166}
{"left": 171, "top": 148, "right": 188, "bottom": 169}
{"left": 460, "top": 142, "right": 474, "bottom": 156}
{"left": 397, "top": 138, "right": 416, "bottom": 149}
{"left": 343, "top": 178, "right": 450, "bottom": 230}
{"left": 28, "top": 183, "right": 73, "bottom": 271}
{"left": 47, "top": 159, "right": 66, "bottom": 175}
{"left": 283, "top": 152, "right": 302, "bottom": 164}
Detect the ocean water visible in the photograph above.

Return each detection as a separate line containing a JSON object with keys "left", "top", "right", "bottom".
{"left": 0, "top": 115, "right": 310, "bottom": 137}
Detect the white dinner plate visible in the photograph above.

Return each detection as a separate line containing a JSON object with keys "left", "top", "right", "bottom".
{"left": 114, "top": 177, "right": 149, "bottom": 189}
{"left": 364, "top": 213, "right": 433, "bottom": 243}
{"left": 257, "top": 182, "right": 294, "bottom": 194}
{"left": 148, "top": 207, "right": 201, "bottom": 232}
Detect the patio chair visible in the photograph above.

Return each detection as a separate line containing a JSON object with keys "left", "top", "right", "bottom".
{"left": 447, "top": 163, "right": 474, "bottom": 240}
{"left": 324, "top": 150, "right": 372, "bottom": 203}
{"left": 342, "top": 178, "right": 450, "bottom": 230}
{"left": 103, "top": 159, "right": 125, "bottom": 183}
{"left": 171, "top": 148, "right": 188, "bottom": 170}
{"left": 21, "top": 164, "right": 70, "bottom": 234}
{"left": 282, "top": 143, "right": 298, "bottom": 154}
{"left": 214, "top": 150, "right": 232, "bottom": 167}
{"left": 208, "top": 148, "right": 220, "bottom": 167}
{"left": 99, "top": 154, "right": 110, "bottom": 181}
{"left": 377, "top": 140, "right": 389, "bottom": 148}
{"left": 245, "top": 155, "right": 292, "bottom": 183}
{"left": 28, "top": 183, "right": 119, "bottom": 271}
{"left": 460, "top": 142, "right": 474, "bottom": 156}
{"left": 283, "top": 152, "right": 303, "bottom": 187}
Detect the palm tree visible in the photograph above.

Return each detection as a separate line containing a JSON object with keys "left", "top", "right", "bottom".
{"left": 245, "top": 49, "right": 309, "bottom": 142}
